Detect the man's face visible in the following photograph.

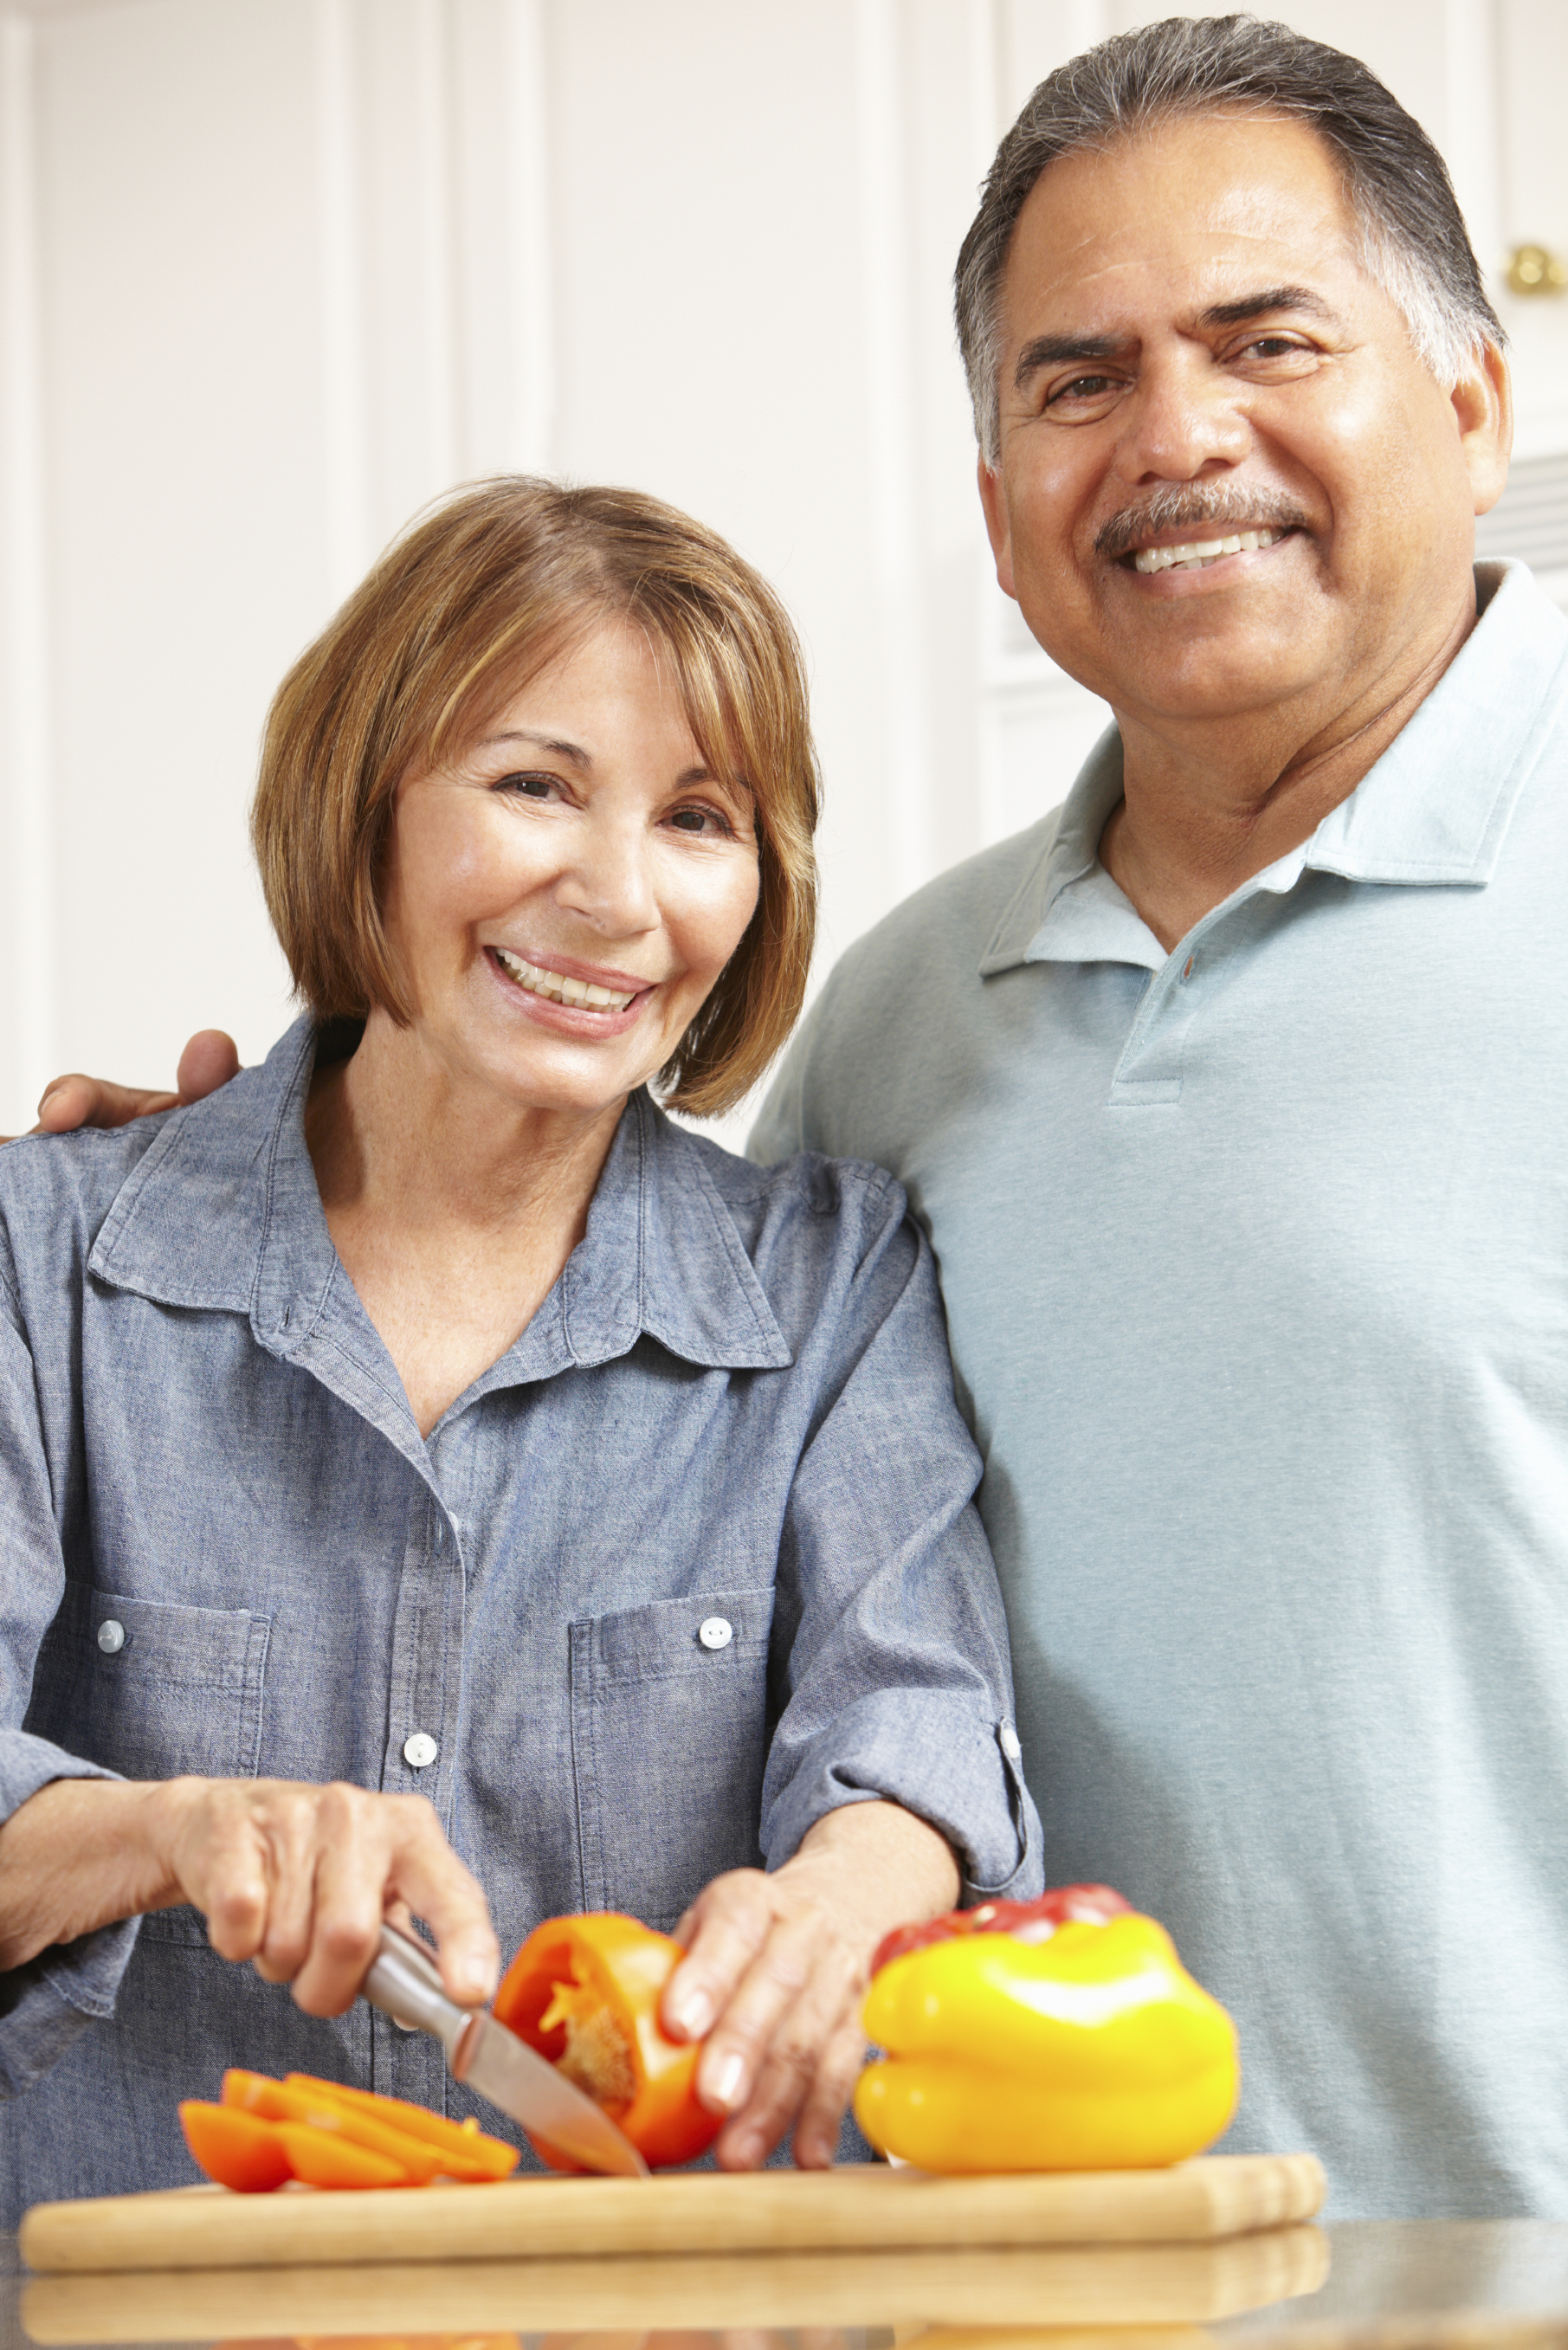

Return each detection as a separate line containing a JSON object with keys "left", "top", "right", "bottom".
{"left": 978, "top": 111, "right": 1508, "bottom": 733}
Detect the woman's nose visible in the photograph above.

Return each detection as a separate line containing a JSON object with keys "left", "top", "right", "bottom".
{"left": 1120, "top": 351, "right": 1251, "bottom": 483}
{"left": 553, "top": 817, "right": 660, "bottom": 938}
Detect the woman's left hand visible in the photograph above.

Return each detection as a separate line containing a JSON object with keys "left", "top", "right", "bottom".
{"left": 660, "top": 1798, "right": 959, "bottom": 2169}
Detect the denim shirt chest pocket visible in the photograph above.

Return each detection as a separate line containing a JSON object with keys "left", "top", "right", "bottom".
{"left": 24, "top": 1582, "right": 272, "bottom": 1786}
{"left": 570, "top": 1585, "right": 775, "bottom": 1932}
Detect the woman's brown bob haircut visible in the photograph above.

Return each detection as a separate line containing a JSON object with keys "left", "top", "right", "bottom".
{"left": 252, "top": 477, "right": 820, "bottom": 1119}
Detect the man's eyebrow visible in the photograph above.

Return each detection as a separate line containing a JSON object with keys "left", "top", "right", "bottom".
{"left": 1198, "top": 285, "right": 1333, "bottom": 329}
{"left": 1013, "top": 332, "right": 1123, "bottom": 391}
{"left": 481, "top": 727, "right": 592, "bottom": 769}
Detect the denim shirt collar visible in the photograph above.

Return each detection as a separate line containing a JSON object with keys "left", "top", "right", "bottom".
{"left": 88, "top": 1016, "right": 791, "bottom": 1415}
{"left": 981, "top": 559, "right": 1568, "bottom": 977}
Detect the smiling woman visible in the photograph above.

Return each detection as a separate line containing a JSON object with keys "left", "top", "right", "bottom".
{"left": 0, "top": 479, "right": 1038, "bottom": 2222}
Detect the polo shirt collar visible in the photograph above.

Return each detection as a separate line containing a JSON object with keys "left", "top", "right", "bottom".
{"left": 982, "top": 559, "right": 1568, "bottom": 977}
{"left": 90, "top": 1016, "right": 790, "bottom": 1389}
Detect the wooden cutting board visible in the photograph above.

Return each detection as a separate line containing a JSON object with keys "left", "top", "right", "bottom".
{"left": 21, "top": 2223, "right": 1332, "bottom": 2340}
{"left": 20, "top": 2152, "right": 1324, "bottom": 2274}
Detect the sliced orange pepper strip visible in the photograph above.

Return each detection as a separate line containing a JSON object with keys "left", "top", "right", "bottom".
{"left": 283, "top": 2075, "right": 519, "bottom": 2180}
{"left": 221, "top": 2071, "right": 438, "bottom": 2182}
{"left": 179, "top": 2100, "right": 293, "bottom": 2194}
{"left": 272, "top": 2121, "right": 409, "bottom": 2190}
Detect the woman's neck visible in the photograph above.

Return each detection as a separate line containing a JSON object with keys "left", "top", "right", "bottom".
{"left": 304, "top": 1013, "right": 627, "bottom": 1436}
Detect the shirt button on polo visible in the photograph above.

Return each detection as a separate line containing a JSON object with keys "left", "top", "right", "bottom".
{"left": 999, "top": 1721, "right": 1023, "bottom": 1762}
{"left": 403, "top": 1732, "right": 439, "bottom": 1769}
{"left": 96, "top": 1619, "right": 126, "bottom": 1655}
{"left": 699, "top": 1617, "right": 733, "bottom": 1651}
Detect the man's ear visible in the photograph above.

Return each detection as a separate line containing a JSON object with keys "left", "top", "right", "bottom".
{"left": 1455, "top": 339, "right": 1513, "bottom": 519}
{"left": 977, "top": 456, "right": 1018, "bottom": 598}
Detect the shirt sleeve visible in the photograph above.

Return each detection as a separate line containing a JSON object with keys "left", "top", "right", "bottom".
{"left": 758, "top": 1172, "right": 1042, "bottom": 1900}
{"left": 0, "top": 1258, "right": 140, "bottom": 2097}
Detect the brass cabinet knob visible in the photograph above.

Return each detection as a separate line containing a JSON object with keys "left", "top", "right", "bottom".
{"left": 1507, "top": 243, "right": 1568, "bottom": 297}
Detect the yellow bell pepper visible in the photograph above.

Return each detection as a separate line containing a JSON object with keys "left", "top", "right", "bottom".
{"left": 855, "top": 1906, "right": 1239, "bottom": 2172}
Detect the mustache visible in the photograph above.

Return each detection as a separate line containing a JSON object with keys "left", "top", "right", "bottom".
{"left": 1095, "top": 486, "right": 1311, "bottom": 563}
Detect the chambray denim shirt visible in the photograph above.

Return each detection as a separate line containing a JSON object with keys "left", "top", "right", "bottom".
{"left": 0, "top": 1016, "right": 1036, "bottom": 2221}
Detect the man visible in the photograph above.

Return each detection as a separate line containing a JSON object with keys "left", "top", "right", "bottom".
{"left": 755, "top": 16, "right": 1563, "bottom": 2219}
{"left": 23, "top": 18, "right": 1567, "bottom": 2214}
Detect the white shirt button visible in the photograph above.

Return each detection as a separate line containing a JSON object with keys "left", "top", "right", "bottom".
{"left": 402, "top": 1732, "right": 439, "bottom": 1769}
{"left": 698, "top": 1617, "right": 733, "bottom": 1651}
{"left": 999, "top": 1721, "right": 1023, "bottom": 1762}
{"left": 96, "top": 1619, "right": 126, "bottom": 1655}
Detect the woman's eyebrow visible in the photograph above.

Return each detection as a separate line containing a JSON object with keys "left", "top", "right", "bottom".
{"left": 482, "top": 727, "right": 592, "bottom": 769}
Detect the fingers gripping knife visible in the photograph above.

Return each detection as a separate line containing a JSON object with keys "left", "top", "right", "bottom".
{"left": 363, "top": 1921, "right": 649, "bottom": 2179}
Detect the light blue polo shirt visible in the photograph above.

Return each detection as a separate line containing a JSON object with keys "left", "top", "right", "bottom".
{"left": 753, "top": 560, "right": 1568, "bottom": 2218}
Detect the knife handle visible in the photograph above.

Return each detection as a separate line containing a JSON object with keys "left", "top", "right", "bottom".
{"left": 363, "top": 1921, "right": 470, "bottom": 2056}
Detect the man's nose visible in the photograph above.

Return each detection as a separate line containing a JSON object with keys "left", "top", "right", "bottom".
{"left": 1120, "top": 350, "right": 1251, "bottom": 481}
{"left": 554, "top": 816, "right": 660, "bottom": 938}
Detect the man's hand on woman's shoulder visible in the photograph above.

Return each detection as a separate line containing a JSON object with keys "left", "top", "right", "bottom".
{"left": 3, "top": 1030, "right": 241, "bottom": 1143}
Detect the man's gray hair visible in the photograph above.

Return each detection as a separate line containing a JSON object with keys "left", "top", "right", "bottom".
{"left": 955, "top": 13, "right": 1505, "bottom": 464}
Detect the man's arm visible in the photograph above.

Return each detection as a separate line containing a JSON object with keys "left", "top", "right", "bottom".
{"left": 5, "top": 1031, "right": 240, "bottom": 1142}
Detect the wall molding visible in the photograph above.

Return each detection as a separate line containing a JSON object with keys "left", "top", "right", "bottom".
{"left": 854, "top": 0, "right": 932, "bottom": 904}
{"left": 0, "top": 8, "right": 55, "bottom": 1115}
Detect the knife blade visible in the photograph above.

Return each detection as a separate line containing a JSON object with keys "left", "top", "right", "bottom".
{"left": 362, "top": 1920, "right": 649, "bottom": 2179}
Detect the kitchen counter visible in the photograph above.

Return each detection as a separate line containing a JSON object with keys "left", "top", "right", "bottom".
{"left": 6, "top": 2219, "right": 1568, "bottom": 2347}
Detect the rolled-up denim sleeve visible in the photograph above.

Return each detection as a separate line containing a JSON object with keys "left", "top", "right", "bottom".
{"left": 0, "top": 1260, "right": 139, "bottom": 2095}
{"left": 759, "top": 1176, "right": 1042, "bottom": 1899}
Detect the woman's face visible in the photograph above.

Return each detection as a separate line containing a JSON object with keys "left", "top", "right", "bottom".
{"left": 380, "top": 620, "right": 761, "bottom": 1119}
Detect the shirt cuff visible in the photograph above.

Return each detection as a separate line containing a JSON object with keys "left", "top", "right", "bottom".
{"left": 0, "top": 1730, "right": 143, "bottom": 2096}
{"left": 761, "top": 1693, "right": 1043, "bottom": 1901}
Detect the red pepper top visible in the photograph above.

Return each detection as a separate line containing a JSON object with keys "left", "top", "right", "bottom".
{"left": 871, "top": 1882, "right": 1132, "bottom": 1976}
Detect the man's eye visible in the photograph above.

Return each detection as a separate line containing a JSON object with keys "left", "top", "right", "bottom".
{"left": 1242, "top": 336, "right": 1307, "bottom": 360}
{"left": 1049, "top": 374, "right": 1115, "bottom": 404}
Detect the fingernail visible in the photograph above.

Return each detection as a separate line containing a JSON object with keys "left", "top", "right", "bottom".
{"left": 726, "top": 2130, "right": 764, "bottom": 2167}
{"left": 668, "top": 1985, "right": 714, "bottom": 2039}
{"left": 457, "top": 1958, "right": 494, "bottom": 2002}
{"left": 707, "top": 2050, "right": 745, "bottom": 2113}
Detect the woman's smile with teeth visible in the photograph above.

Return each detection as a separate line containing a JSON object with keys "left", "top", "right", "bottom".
{"left": 1132, "top": 526, "right": 1284, "bottom": 574}
{"left": 493, "top": 946, "right": 638, "bottom": 1010}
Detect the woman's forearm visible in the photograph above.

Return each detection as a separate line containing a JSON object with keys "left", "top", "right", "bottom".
{"left": 0, "top": 1772, "right": 498, "bottom": 2012}
{"left": 0, "top": 1778, "right": 177, "bottom": 1969}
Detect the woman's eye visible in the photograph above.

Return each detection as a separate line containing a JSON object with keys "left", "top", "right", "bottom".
{"left": 668, "top": 805, "right": 732, "bottom": 836}
{"left": 494, "top": 771, "right": 561, "bottom": 800}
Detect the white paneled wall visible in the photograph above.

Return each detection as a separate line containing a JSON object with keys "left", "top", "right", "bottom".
{"left": 1, "top": 0, "right": 1565, "bottom": 1136}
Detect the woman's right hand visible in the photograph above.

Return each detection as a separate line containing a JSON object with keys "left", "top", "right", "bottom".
{"left": 0, "top": 1774, "right": 498, "bottom": 2016}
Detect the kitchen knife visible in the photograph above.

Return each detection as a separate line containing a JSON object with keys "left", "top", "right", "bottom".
{"left": 363, "top": 1920, "right": 649, "bottom": 2179}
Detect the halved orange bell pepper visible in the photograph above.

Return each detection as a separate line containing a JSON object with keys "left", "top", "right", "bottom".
{"left": 493, "top": 1910, "right": 719, "bottom": 2169}
{"left": 855, "top": 1885, "right": 1239, "bottom": 2173}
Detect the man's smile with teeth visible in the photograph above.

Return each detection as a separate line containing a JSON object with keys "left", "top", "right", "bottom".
{"left": 1130, "top": 526, "right": 1286, "bottom": 574}
{"left": 492, "top": 946, "right": 639, "bottom": 1010}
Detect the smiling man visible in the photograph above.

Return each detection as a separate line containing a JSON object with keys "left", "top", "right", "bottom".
{"left": 753, "top": 18, "right": 1568, "bottom": 2216}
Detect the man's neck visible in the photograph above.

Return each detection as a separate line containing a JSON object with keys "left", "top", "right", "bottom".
{"left": 1099, "top": 586, "right": 1479, "bottom": 953}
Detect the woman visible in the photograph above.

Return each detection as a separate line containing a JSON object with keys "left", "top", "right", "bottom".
{"left": 0, "top": 480, "right": 1036, "bottom": 2222}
